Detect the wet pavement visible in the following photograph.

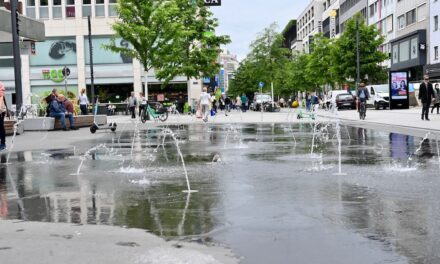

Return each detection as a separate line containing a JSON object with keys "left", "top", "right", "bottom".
{"left": 1, "top": 122, "right": 440, "bottom": 263}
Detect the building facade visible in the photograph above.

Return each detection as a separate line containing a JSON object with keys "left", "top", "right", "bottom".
{"left": 425, "top": 0, "right": 440, "bottom": 79}
{"left": 367, "top": 0, "right": 396, "bottom": 68}
{"left": 295, "top": 0, "right": 325, "bottom": 53}
{"left": 322, "top": 0, "right": 341, "bottom": 39}
{"left": 339, "top": 0, "right": 368, "bottom": 33}
{"left": 390, "top": 0, "right": 429, "bottom": 81}
{"left": 0, "top": 0, "right": 202, "bottom": 106}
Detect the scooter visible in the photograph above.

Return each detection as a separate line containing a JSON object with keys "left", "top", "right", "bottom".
{"left": 89, "top": 104, "right": 117, "bottom": 133}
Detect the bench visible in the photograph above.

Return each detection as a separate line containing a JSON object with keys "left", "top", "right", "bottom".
{"left": 54, "top": 115, "right": 107, "bottom": 130}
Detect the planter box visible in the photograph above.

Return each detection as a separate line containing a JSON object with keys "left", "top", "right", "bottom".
{"left": 5, "top": 120, "right": 24, "bottom": 136}
{"left": 22, "top": 117, "right": 55, "bottom": 131}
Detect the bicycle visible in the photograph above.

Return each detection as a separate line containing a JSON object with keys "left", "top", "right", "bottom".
{"left": 140, "top": 103, "right": 168, "bottom": 123}
{"left": 359, "top": 100, "right": 366, "bottom": 120}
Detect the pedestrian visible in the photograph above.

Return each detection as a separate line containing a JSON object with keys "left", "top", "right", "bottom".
{"left": 49, "top": 94, "right": 68, "bottom": 131}
{"left": 0, "top": 82, "right": 7, "bottom": 151}
{"left": 419, "top": 75, "right": 435, "bottom": 121}
{"left": 279, "top": 97, "right": 285, "bottom": 108}
{"left": 58, "top": 94, "right": 78, "bottom": 130}
{"left": 78, "top": 88, "right": 89, "bottom": 115}
{"left": 127, "top": 92, "right": 137, "bottom": 119}
{"left": 235, "top": 96, "right": 242, "bottom": 111}
{"left": 225, "top": 96, "right": 232, "bottom": 112}
{"left": 199, "top": 87, "right": 212, "bottom": 122}
{"left": 431, "top": 84, "right": 440, "bottom": 114}
{"left": 241, "top": 94, "right": 248, "bottom": 112}
{"left": 139, "top": 92, "right": 147, "bottom": 118}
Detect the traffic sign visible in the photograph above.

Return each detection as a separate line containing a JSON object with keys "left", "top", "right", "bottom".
{"left": 62, "top": 67, "right": 71, "bottom": 77}
{"left": 259, "top": 82, "right": 264, "bottom": 88}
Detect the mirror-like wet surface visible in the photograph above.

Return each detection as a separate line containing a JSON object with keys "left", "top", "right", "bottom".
{"left": 1, "top": 123, "right": 440, "bottom": 264}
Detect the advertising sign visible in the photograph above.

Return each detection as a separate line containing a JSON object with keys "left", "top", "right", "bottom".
{"left": 389, "top": 71, "right": 409, "bottom": 109}
{"left": 204, "top": 0, "right": 221, "bottom": 6}
{"left": 30, "top": 38, "right": 77, "bottom": 66}
{"left": 84, "top": 37, "right": 133, "bottom": 64}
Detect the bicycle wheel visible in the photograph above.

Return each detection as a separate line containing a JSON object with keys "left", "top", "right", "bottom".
{"left": 140, "top": 110, "right": 147, "bottom": 123}
{"left": 159, "top": 112, "right": 168, "bottom": 122}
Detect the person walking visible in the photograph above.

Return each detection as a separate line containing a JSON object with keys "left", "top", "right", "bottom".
{"left": 78, "top": 88, "right": 89, "bottom": 115}
{"left": 419, "top": 75, "right": 435, "bottom": 121}
{"left": 225, "top": 96, "right": 231, "bottom": 113}
{"left": 139, "top": 92, "right": 148, "bottom": 119}
{"left": 199, "top": 87, "right": 212, "bottom": 122}
{"left": 0, "top": 82, "right": 7, "bottom": 151}
{"left": 235, "top": 96, "right": 242, "bottom": 111}
{"left": 241, "top": 94, "right": 248, "bottom": 112}
{"left": 127, "top": 92, "right": 137, "bottom": 119}
{"left": 431, "top": 84, "right": 440, "bottom": 114}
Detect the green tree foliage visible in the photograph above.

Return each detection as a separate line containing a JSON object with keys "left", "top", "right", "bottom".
{"left": 105, "top": 0, "right": 229, "bottom": 84}
{"left": 306, "top": 34, "right": 336, "bottom": 89}
{"left": 332, "top": 14, "right": 388, "bottom": 84}
{"left": 105, "top": 0, "right": 181, "bottom": 72}
{"left": 155, "top": 0, "right": 230, "bottom": 83}
{"left": 229, "top": 23, "right": 290, "bottom": 96}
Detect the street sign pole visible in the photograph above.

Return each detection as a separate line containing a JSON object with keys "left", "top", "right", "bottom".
{"left": 64, "top": 66, "right": 68, "bottom": 95}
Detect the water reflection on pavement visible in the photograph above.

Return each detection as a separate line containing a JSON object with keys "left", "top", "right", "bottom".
{"left": 1, "top": 123, "right": 440, "bottom": 264}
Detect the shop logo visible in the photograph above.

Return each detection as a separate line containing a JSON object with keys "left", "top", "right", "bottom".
{"left": 42, "top": 69, "right": 65, "bottom": 83}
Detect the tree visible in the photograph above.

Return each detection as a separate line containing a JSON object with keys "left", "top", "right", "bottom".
{"left": 332, "top": 14, "right": 388, "bottom": 84}
{"left": 155, "top": 0, "right": 230, "bottom": 84}
{"left": 306, "top": 34, "right": 336, "bottom": 90}
{"left": 105, "top": 0, "right": 183, "bottom": 97}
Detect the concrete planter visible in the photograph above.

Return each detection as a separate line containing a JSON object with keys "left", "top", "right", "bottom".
{"left": 22, "top": 117, "right": 55, "bottom": 131}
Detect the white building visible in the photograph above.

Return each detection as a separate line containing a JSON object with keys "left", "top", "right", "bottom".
{"left": 296, "top": 0, "right": 325, "bottom": 53}
{"left": 218, "top": 51, "right": 239, "bottom": 93}
{"left": 0, "top": 0, "right": 201, "bottom": 105}
{"left": 367, "top": 0, "right": 396, "bottom": 68}
{"left": 321, "top": 0, "right": 341, "bottom": 39}
{"left": 426, "top": 0, "right": 440, "bottom": 79}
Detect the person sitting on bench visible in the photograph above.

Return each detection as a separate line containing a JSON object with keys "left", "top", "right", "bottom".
{"left": 49, "top": 95, "right": 68, "bottom": 131}
{"left": 58, "top": 95, "right": 78, "bottom": 130}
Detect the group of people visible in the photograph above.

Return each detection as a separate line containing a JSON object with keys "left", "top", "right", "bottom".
{"left": 46, "top": 89, "right": 78, "bottom": 131}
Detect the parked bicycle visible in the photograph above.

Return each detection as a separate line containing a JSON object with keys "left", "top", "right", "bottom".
{"left": 140, "top": 103, "right": 168, "bottom": 123}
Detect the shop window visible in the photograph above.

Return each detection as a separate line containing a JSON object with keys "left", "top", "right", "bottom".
{"left": 95, "top": 0, "right": 104, "bottom": 17}
{"left": 26, "top": 0, "right": 36, "bottom": 18}
{"left": 82, "top": 0, "right": 91, "bottom": 17}
{"left": 52, "top": 0, "right": 61, "bottom": 19}
{"left": 39, "top": 0, "right": 49, "bottom": 19}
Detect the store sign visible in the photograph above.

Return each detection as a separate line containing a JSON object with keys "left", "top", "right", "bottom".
{"left": 204, "top": 0, "right": 221, "bottom": 6}
{"left": 42, "top": 68, "right": 65, "bottom": 83}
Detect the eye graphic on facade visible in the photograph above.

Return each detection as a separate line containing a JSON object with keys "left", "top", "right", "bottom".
{"left": 49, "top": 41, "right": 77, "bottom": 59}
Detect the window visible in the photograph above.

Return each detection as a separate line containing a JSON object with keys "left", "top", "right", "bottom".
{"left": 83, "top": 0, "right": 91, "bottom": 17}
{"left": 435, "top": 46, "right": 439, "bottom": 61}
{"left": 398, "top": 15, "right": 405, "bottom": 29}
{"left": 109, "top": 0, "right": 117, "bottom": 16}
{"left": 39, "top": 0, "right": 49, "bottom": 19}
{"left": 406, "top": 9, "right": 416, "bottom": 26}
{"left": 417, "top": 4, "right": 426, "bottom": 22}
{"left": 387, "top": 15, "right": 393, "bottom": 33}
{"left": 52, "top": 0, "right": 62, "bottom": 19}
{"left": 435, "top": 16, "right": 439, "bottom": 31}
{"left": 369, "top": 4, "right": 375, "bottom": 17}
{"left": 399, "top": 40, "right": 409, "bottom": 62}
{"left": 95, "top": 0, "right": 105, "bottom": 17}
{"left": 66, "top": 0, "right": 75, "bottom": 18}
{"left": 26, "top": 0, "right": 36, "bottom": 18}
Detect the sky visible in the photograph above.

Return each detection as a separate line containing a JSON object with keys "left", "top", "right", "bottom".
{"left": 211, "top": 0, "right": 310, "bottom": 61}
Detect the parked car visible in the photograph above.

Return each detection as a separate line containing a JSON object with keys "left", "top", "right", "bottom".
{"left": 251, "top": 93, "right": 272, "bottom": 111}
{"left": 323, "top": 90, "right": 350, "bottom": 109}
{"left": 336, "top": 93, "right": 356, "bottom": 109}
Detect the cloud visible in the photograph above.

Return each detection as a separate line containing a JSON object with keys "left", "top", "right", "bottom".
{"left": 211, "top": 0, "right": 310, "bottom": 61}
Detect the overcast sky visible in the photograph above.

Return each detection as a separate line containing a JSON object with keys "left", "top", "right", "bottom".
{"left": 211, "top": 0, "right": 310, "bottom": 61}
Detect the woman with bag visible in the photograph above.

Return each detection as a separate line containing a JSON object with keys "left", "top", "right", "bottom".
{"left": 0, "top": 82, "right": 7, "bottom": 151}
{"left": 199, "top": 87, "right": 212, "bottom": 122}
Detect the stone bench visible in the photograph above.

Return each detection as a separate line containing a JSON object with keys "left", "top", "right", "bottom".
{"left": 5, "top": 120, "right": 16, "bottom": 136}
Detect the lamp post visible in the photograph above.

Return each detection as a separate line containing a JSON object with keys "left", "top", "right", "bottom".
{"left": 356, "top": 16, "right": 360, "bottom": 88}
{"left": 10, "top": 0, "right": 23, "bottom": 114}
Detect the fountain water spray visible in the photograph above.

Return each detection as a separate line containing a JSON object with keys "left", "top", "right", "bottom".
{"left": 333, "top": 119, "right": 346, "bottom": 176}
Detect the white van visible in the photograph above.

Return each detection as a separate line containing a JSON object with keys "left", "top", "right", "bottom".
{"left": 366, "top": 84, "right": 390, "bottom": 110}
{"left": 323, "top": 90, "right": 350, "bottom": 108}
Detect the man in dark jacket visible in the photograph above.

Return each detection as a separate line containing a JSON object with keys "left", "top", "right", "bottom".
{"left": 418, "top": 74, "right": 435, "bottom": 121}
